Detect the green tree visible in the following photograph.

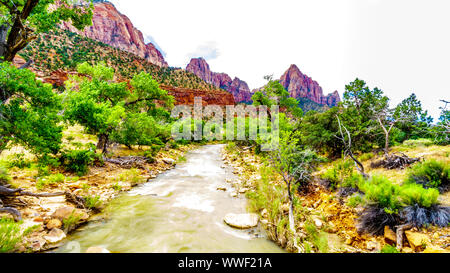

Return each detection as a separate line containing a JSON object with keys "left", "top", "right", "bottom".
{"left": 65, "top": 63, "right": 174, "bottom": 153}
{"left": 341, "top": 78, "right": 389, "bottom": 152}
{"left": 393, "top": 93, "right": 432, "bottom": 141}
{"left": 0, "top": 0, "right": 93, "bottom": 63}
{"left": 0, "top": 62, "right": 62, "bottom": 156}
{"left": 252, "top": 76, "right": 303, "bottom": 119}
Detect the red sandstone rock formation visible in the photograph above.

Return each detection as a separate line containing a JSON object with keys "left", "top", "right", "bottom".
{"left": 279, "top": 64, "right": 340, "bottom": 107}
{"left": 61, "top": 2, "right": 167, "bottom": 67}
{"left": 186, "top": 58, "right": 253, "bottom": 103}
{"left": 160, "top": 85, "right": 235, "bottom": 106}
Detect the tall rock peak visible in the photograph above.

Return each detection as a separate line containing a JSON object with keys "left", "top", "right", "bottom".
{"left": 186, "top": 58, "right": 252, "bottom": 103}
{"left": 61, "top": 2, "right": 168, "bottom": 67}
{"left": 279, "top": 65, "right": 340, "bottom": 107}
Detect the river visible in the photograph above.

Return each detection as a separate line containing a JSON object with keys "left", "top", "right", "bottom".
{"left": 57, "top": 144, "right": 284, "bottom": 253}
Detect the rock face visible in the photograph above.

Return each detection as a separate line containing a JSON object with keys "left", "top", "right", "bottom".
{"left": 186, "top": 58, "right": 252, "bottom": 103}
{"left": 61, "top": 2, "right": 167, "bottom": 67}
{"left": 161, "top": 85, "right": 235, "bottom": 106}
{"left": 224, "top": 213, "right": 259, "bottom": 229}
{"left": 279, "top": 64, "right": 340, "bottom": 107}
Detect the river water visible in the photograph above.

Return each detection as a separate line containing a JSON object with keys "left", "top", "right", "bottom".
{"left": 58, "top": 145, "right": 284, "bottom": 253}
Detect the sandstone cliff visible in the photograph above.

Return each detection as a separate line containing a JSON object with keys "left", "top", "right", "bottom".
{"left": 61, "top": 2, "right": 167, "bottom": 67}
{"left": 186, "top": 58, "right": 253, "bottom": 103}
{"left": 279, "top": 64, "right": 340, "bottom": 107}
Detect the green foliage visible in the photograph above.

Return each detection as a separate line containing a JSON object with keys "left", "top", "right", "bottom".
{"left": 347, "top": 194, "right": 365, "bottom": 208}
{"left": 0, "top": 166, "right": 11, "bottom": 186}
{"left": 84, "top": 195, "right": 103, "bottom": 210}
{"left": 321, "top": 159, "right": 354, "bottom": 190}
{"left": 405, "top": 160, "right": 449, "bottom": 191}
{"left": 400, "top": 184, "right": 439, "bottom": 208}
{"left": 6, "top": 154, "right": 32, "bottom": 169}
{"left": 36, "top": 173, "right": 65, "bottom": 190}
{"left": 0, "top": 218, "right": 37, "bottom": 253}
{"left": 359, "top": 176, "right": 403, "bottom": 214}
{"left": 0, "top": 0, "right": 93, "bottom": 61}
{"left": 381, "top": 244, "right": 400, "bottom": 253}
{"left": 305, "top": 222, "right": 329, "bottom": 253}
{"left": 252, "top": 77, "right": 303, "bottom": 119}
{"left": 60, "top": 148, "right": 100, "bottom": 176}
{"left": 62, "top": 212, "right": 81, "bottom": 232}
{"left": 0, "top": 62, "right": 63, "bottom": 157}
{"left": 403, "top": 138, "right": 434, "bottom": 148}
{"left": 65, "top": 63, "right": 174, "bottom": 152}
{"left": 393, "top": 94, "right": 433, "bottom": 142}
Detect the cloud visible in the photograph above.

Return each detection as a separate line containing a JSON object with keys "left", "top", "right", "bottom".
{"left": 144, "top": 35, "right": 167, "bottom": 57}
{"left": 187, "top": 41, "right": 220, "bottom": 62}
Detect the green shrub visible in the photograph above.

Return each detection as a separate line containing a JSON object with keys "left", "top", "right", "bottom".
{"left": 381, "top": 244, "right": 399, "bottom": 253}
{"left": 347, "top": 194, "right": 365, "bottom": 208}
{"left": 321, "top": 160, "right": 354, "bottom": 191}
{"left": 0, "top": 218, "right": 37, "bottom": 253}
{"left": 359, "top": 153, "right": 375, "bottom": 162}
{"left": 36, "top": 173, "right": 66, "bottom": 190}
{"left": 405, "top": 159, "right": 449, "bottom": 192}
{"left": 359, "top": 175, "right": 403, "bottom": 214}
{"left": 400, "top": 184, "right": 439, "bottom": 208}
{"left": 7, "top": 154, "right": 32, "bottom": 169}
{"left": 60, "top": 148, "right": 100, "bottom": 176}
{"left": 84, "top": 195, "right": 102, "bottom": 210}
{"left": 0, "top": 166, "right": 10, "bottom": 186}
{"left": 403, "top": 139, "right": 434, "bottom": 148}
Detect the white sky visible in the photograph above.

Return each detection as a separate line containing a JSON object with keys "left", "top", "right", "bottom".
{"left": 110, "top": 0, "right": 450, "bottom": 120}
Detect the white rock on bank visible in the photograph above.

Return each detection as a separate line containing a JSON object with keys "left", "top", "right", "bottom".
{"left": 224, "top": 213, "right": 259, "bottom": 229}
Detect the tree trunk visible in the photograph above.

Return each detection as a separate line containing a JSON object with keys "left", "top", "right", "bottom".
{"left": 0, "top": 24, "right": 8, "bottom": 61}
{"left": 97, "top": 134, "right": 109, "bottom": 154}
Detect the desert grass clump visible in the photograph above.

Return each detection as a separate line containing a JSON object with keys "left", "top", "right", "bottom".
{"left": 357, "top": 176, "right": 403, "bottom": 235}
{"left": 405, "top": 159, "right": 449, "bottom": 193}
{"left": 400, "top": 184, "right": 449, "bottom": 228}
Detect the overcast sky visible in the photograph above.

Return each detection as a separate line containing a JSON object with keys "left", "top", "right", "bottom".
{"left": 110, "top": 0, "right": 449, "bottom": 120}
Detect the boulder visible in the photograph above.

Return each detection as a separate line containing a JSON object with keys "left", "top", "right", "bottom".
{"left": 46, "top": 219, "right": 62, "bottom": 230}
{"left": 384, "top": 226, "right": 397, "bottom": 244}
{"left": 162, "top": 158, "right": 175, "bottom": 165}
{"left": 52, "top": 206, "right": 89, "bottom": 222}
{"left": 224, "top": 213, "right": 259, "bottom": 229}
{"left": 44, "top": 228, "right": 66, "bottom": 243}
{"left": 86, "top": 246, "right": 111, "bottom": 253}
{"left": 405, "top": 231, "right": 431, "bottom": 250}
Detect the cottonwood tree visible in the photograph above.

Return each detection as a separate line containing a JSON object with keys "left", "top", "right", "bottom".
{"left": 65, "top": 63, "right": 174, "bottom": 154}
{"left": 0, "top": 0, "right": 93, "bottom": 64}
{"left": 0, "top": 62, "right": 62, "bottom": 156}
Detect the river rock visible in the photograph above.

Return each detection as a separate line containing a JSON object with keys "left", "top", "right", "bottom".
{"left": 86, "top": 246, "right": 111, "bottom": 253}
{"left": 46, "top": 219, "right": 62, "bottom": 230}
{"left": 405, "top": 231, "right": 431, "bottom": 250}
{"left": 314, "top": 218, "right": 323, "bottom": 229}
{"left": 230, "top": 192, "right": 238, "bottom": 198}
{"left": 52, "top": 206, "right": 89, "bottom": 222}
{"left": 217, "top": 186, "right": 227, "bottom": 191}
{"left": 44, "top": 228, "right": 66, "bottom": 243}
{"left": 384, "top": 226, "right": 397, "bottom": 244}
{"left": 162, "top": 158, "right": 175, "bottom": 165}
{"left": 224, "top": 213, "right": 259, "bottom": 229}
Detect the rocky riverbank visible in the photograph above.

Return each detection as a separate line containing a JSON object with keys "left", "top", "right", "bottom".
{"left": 2, "top": 143, "right": 199, "bottom": 253}
{"left": 221, "top": 144, "right": 450, "bottom": 253}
